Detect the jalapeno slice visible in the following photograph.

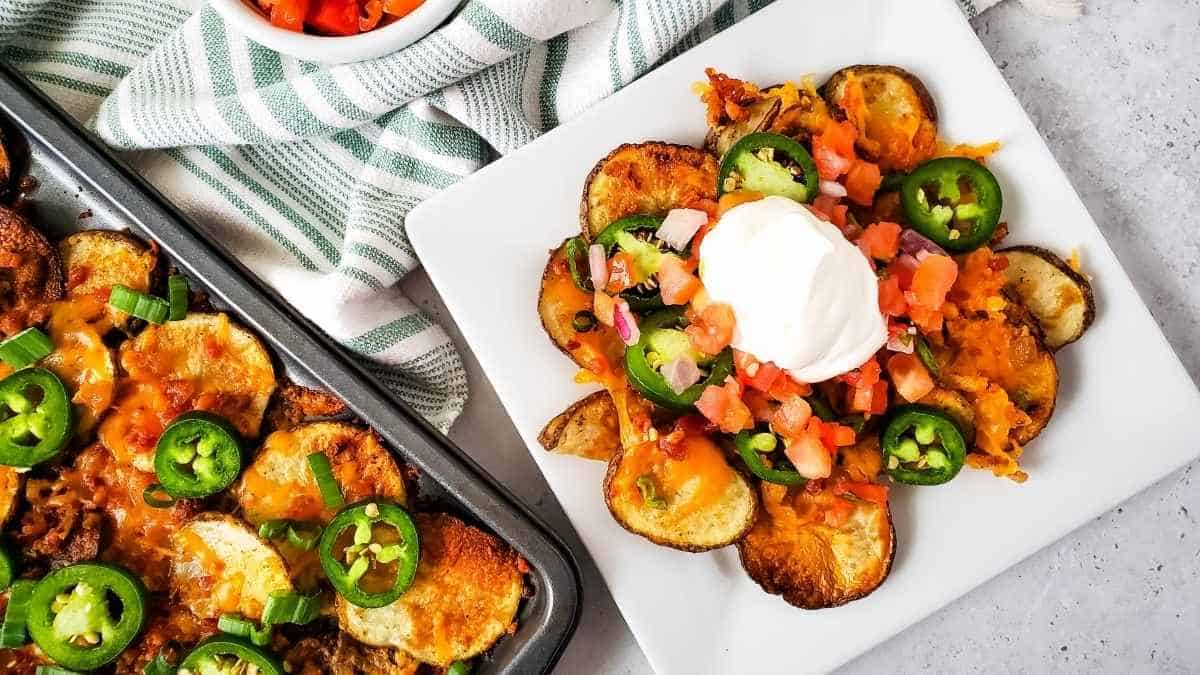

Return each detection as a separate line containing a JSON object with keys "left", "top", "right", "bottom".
{"left": 900, "top": 157, "right": 1002, "bottom": 252}
{"left": 153, "top": 411, "right": 243, "bottom": 499}
{"left": 318, "top": 501, "right": 419, "bottom": 609}
{"left": 624, "top": 309, "right": 734, "bottom": 411}
{"left": 718, "top": 132, "right": 819, "bottom": 203}
{"left": 27, "top": 563, "right": 147, "bottom": 671}
{"left": 595, "top": 215, "right": 675, "bottom": 313}
{"left": 564, "top": 236, "right": 593, "bottom": 293}
{"left": 734, "top": 430, "right": 806, "bottom": 486}
{"left": 881, "top": 404, "right": 967, "bottom": 486}
{"left": 0, "top": 368, "right": 74, "bottom": 467}
{"left": 179, "top": 636, "right": 284, "bottom": 675}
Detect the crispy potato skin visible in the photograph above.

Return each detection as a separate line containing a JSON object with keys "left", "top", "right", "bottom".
{"left": 603, "top": 432, "right": 757, "bottom": 552}
{"left": 57, "top": 230, "right": 158, "bottom": 329}
{"left": 0, "top": 466, "right": 21, "bottom": 526}
{"left": 581, "top": 142, "right": 717, "bottom": 239}
{"left": 0, "top": 204, "right": 64, "bottom": 336}
{"left": 265, "top": 382, "right": 350, "bottom": 433}
{"left": 99, "top": 312, "right": 277, "bottom": 472}
{"left": 822, "top": 65, "right": 939, "bottom": 172}
{"left": 998, "top": 245, "right": 1095, "bottom": 350}
{"left": 737, "top": 481, "right": 894, "bottom": 609}
{"left": 538, "top": 391, "right": 620, "bottom": 462}
{"left": 999, "top": 298, "right": 1058, "bottom": 446}
{"left": 537, "top": 241, "right": 625, "bottom": 370}
{"left": 170, "top": 513, "right": 294, "bottom": 620}
{"left": 336, "top": 513, "right": 524, "bottom": 666}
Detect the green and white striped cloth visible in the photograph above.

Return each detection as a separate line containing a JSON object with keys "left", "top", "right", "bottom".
{"left": 0, "top": 0, "right": 1049, "bottom": 431}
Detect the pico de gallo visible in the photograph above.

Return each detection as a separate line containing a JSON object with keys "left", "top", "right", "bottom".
{"left": 254, "top": 0, "right": 426, "bottom": 36}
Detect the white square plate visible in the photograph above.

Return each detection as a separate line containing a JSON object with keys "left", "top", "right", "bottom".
{"left": 407, "top": 1, "right": 1200, "bottom": 672}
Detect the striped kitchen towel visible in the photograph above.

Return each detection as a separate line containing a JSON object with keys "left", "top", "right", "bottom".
{"left": 0, "top": 0, "right": 1072, "bottom": 432}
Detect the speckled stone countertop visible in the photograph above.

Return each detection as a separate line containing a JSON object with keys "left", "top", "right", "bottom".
{"left": 402, "top": 1, "right": 1200, "bottom": 672}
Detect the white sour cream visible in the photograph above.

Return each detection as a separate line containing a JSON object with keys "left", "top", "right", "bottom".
{"left": 698, "top": 196, "right": 886, "bottom": 383}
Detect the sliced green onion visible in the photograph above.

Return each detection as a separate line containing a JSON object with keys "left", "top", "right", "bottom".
{"left": 167, "top": 275, "right": 189, "bottom": 321}
{"left": 0, "top": 579, "right": 34, "bottom": 648}
{"left": 914, "top": 334, "right": 940, "bottom": 378}
{"left": 447, "top": 660, "right": 474, "bottom": 675}
{"left": 108, "top": 284, "right": 169, "bottom": 324}
{"left": 36, "top": 667, "right": 86, "bottom": 675}
{"left": 143, "top": 483, "right": 177, "bottom": 508}
{"left": 306, "top": 452, "right": 344, "bottom": 509}
{"left": 217, "top": 613, "right": 271, "bottom": 647}
{"left": 143, "top": 648, "right": 178, "bottom": 675}
{"left": 0, "top": 542, "right": 16, "bottom": 591}
{"left": 286, "top": 522, "right": 322, "bottom": 551}
{"left": 262, "top": 590, "right": 321, "bottom": 626}
{"left": 257, "top": 519, "right": 289, "bottom": 541}
{"left": 0, "top": 327, "right": 53, "bottom": 369}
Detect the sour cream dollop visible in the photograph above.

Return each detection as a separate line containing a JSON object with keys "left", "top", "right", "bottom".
{"left": 699, "top": 196, "right": 886, "bottom": 383}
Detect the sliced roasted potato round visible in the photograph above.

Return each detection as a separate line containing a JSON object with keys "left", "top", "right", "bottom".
{"left": 99, "top": 312, "right": 277, "bottom": 471}
{"left": 0, "top": 204, "right": 64, "bottom": 336}
{"left": 581, "top": 142, "right": 717, "bottom": 239}
{"left": 0, "top": 465, "right": 22, "bottom": 526}
{"left": 264, "top": 381, "right": 350, "bottom": 433}
{"left": 1000, "top": 299, "right": 1059, "bottom": 446}
{"left": 603, "top": 434, "right": 757, "bottom": 551}
{"left": 738, "top": 481, "right": 894, "bottom": 609}
{"left": 41, "top": 297, "right": 116, "bottom": 437}
{"left": 336, "top": 513, "right": 524, "bottom": 666}
{"left": 58, "top": 230, "right": 158, "bottom": 329}
{"left": 705, "top": 96, "right": 782, "bottom": 158}
{"left": 998, "top": 245, "right": 1095, "bottom": 350}
{"left": 538, "top": 241, "right": 624, "bottom": 370}
{"left": 538, "top": 391, "right": 620, "bottom": 462}
{"left": 917, "top": 386, "right": 977, "bottom": 443}
{"left": 170, "top": 513, "right": 294, "bottom": 621}
{"left": 822, "top": 65, "right": 938, "bottom": 172}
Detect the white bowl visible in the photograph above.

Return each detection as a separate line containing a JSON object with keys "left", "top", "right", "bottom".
{"left": 209, "top": 0, "right": 462, "bottom": 64}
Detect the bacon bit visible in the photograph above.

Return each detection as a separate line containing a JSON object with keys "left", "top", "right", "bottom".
{"left": 685, "top": 302, "right": 736, "bottom": 356}
{"left": 717, "top": 190, "right": 764, "bottom": 216}
{"left": 844, "top": 160, "right": 883, "bottom": 206}
{"left": 67, "top": 265, "right": 91, "bottom": 291}
{"left": 699, "top": 68, "right": 761, "bottom": 127}
{"left": 657, "top": 415, "right": 710, "bottom": 460}
{"left": 605, "top": 252, "right": 640, "bottom": 293}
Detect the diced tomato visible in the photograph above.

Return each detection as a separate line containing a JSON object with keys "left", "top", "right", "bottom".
{"left": 687, "top": 222, "right": 713, "bottom": 270}
{"left": 688, "top": 198, "right": 719, "bottom": 219}
{"left": 360, "top": 0, "right": 384, "bottom": 31}
{"left": 878, "top": 275, "right": 907, "bottom": 316}
{"left": 686, "top": 302, "right": 736, "bottom": 356}
{"left": 849, "top": 384, "right": 874, "bottom": 413}
{"left": 771, "top": 395, "right": 812, "bottom": 438}
{"left": 696, "top": 378, "right": 753, "bottom": 433}
{"left": 835, "top": 479, "right": 890, "bottom": 506}
{"left": 870, "top": 379, "right": 889, "bottom": 415}
{"left": 306, "top": 0, "right": 359, "bottom": 35}
{"left": 605, "top": 251, "right": 640, "bottom": 293}
{"left": 857, "top": 221, "right": 901, "bottom": 262}
{"left": 742, "top": 389, "right": 775, "bottom": 423}
{"left": 909, "top": 254, "right": 958, "bottom": 309}
{"left": 842, "top": 357, "right": 884, "bottom": 413}
{"left": 657, "top": 415, "right": 710, "bottom": 459}
{"left": 821, "top": 118, "right": 858, "bottom": 157}
{"left": 888, "top": 253, "right": 920, "bottom": 290}
{"left": 717, "top": 190, "right": 764, "bottom": 216}
{"left": 813, "top": 143, "right": 853, "bottom": 180}
{"left": 812, "top": 120, "right": 858, "bottom": 181}
{"left": 783, "top": 425, "right": 832, "bottom": 480}
{"left": 818, "top": 421, "right": 858, "bottom": 448}
{"left": 270, "top": 0, "right": 309, "bottom": 31}
{"left": 767, "top": 372, "right": 812, "bottom": 401}
{"left": 844, "top": 160, "right": 883, "bottom": 206}
{"left": 657, "top": 255, "right": 701, "bottom": 306}
{"left": 382, "top": 0, "right": 424, "bottom": 17}
{"left": 906, "top": 304, "right": 944, "bottom": 333}
{"left": 733, "top": 350, "right": 783, "bottom": 393}
{"left": 887, "top": 352, "right": 934, "bottom": 403}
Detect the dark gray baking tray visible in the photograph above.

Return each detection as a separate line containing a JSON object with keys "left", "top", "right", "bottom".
{"left": 0, "top": 62, "right": 579, "bottom": 674}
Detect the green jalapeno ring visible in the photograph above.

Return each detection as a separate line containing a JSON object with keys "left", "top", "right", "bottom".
{"left": 27, "top": 563, "right": 147, "bottom": 671}
{"left": 717, "top": 132, "right": 819, "bottom": 203}
{"left": 900, "top": 157, "right": 1003, "bottom": 252}
{"left": 624, "top": 309, "right": 734, "bottom": 411}
{"left": 734, "top": 430, "right": 807, "bottom": 486}
{"left": 881, "top": 404, "right": 967, "bottom": 486}
{"left": 153, "top": 411, "right": 243, "bottom": 499}
{"left": 0, "top": 368, "right": 74, "bottom": 468}
{"left": 565, "top": 237, "right": 594, "bottom": 293}
{"left": 595, "top": 215, "right": 679, "bottom": 313}
{"left": 179, "top": 636, "right": 284, "bottom": 675}
{"left": 318, "top": 501, "right": 419, "bottom": 609}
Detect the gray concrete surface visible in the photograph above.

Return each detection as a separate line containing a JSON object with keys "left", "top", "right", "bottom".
{"left": 403, "top": 1, "right": 1200, "bottom": 672}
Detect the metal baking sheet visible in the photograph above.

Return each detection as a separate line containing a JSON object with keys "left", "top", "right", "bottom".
{"left": 0, "top": 62, "right": 579, "bottom": 674}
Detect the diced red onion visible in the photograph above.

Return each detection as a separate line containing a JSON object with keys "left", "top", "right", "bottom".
{"left": 661, "top": 355, "right": 703, "bottom": 394}
{"left": 819, "top": 180, "right": 847, "bottom": 198}
{"left": 613, "top": 299, "right": 640, "bottom": 346}
{"left": 588, "top": 244, "right": 609, "bottom": 289}
{"left": 886, "top": 332, "right": 915, "bottom": 354}
{"left": 656, "top": 208, "right": 707, "bottom": 251}
{"left": 899, "top": 228, "right": 948, "bottom": 258}
{"left": 896, "top": 253, "right": 921, "bottom": 272}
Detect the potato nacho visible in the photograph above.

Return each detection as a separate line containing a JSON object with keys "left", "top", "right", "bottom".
{"left": 0, "top": 142, "right": 525, "bottom": 674}
{"left": 537, "top": 65, "right": 1093, "bottom": 609}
